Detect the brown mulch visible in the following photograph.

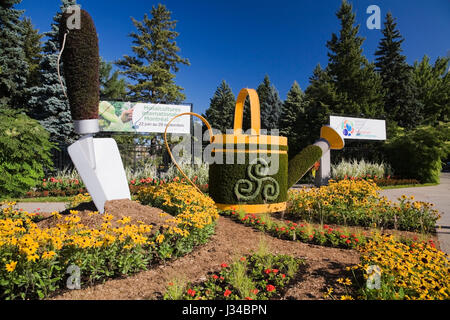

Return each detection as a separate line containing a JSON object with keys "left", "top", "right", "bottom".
{"left": 37, "top": 199, "right": 176, "bottom": 235}
{"left": 48, "top": 200, "right": 360, "bottom": 300}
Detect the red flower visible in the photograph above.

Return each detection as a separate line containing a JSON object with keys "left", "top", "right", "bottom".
{"left": 224, "top": 289, "right": 232, "bottom": 297}
{"left": 221, "top": 263, "right": 228, "bottom": 268}
{"left": 220, "top": 276, "right": 224, "bottom": 281}
{"left": 354, "top": 238, "right": 359, "bottom": 242}
{"left": 265, "top": 269, "right": 272, "bottom": 274}
{"left": 272, "top": 269, "right": 279, "bottom": 274}
{"left": 346, "top": 239, "right": 351, "bottom": 244}
{"left": 212, "top": 275, "right": 218, "bottom": 280}
{"left": 187, "top": 289, "right": 196, "bottom": 297}
{"left": 245, "top": 297, "right": 253, "bottom": 300}
{"left": 240, "top": 257, "right": 246, "bottom": 261}
{"left": 266, "top": 285, "right": 276, "bottom": 292}
{"left": 281, "top": 274, "right": 286, "bottom": 278}
{"left": 252, "top": 289, "right": 259, "bottom": 294}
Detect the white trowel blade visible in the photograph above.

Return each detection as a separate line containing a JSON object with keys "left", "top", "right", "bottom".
{"left": 68, "top": 138, "right": 131, "bottom": 213}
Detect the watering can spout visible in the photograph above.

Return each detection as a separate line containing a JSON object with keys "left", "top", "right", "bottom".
{"left": 287, "top": 126, "right": 344, "bottom": 188}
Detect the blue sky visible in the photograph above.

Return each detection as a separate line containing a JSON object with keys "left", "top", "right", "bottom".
{"left": 18, "top": 0, "right": 450, "bottom": 115}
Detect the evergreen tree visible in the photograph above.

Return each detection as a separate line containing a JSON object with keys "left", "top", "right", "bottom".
{"left": 0, "top": 0, "right": 29, "bottom": 110}
{"left": 28, "top": 0, "right": 77, "bottom": 145}
{"left": 375, "top": 12, "right": 422, "bottom": 129}
{"left": 325, "top": 0, "right": 383, "bottom": 117}
{"left": 413, "top": 55, "right": 449, "bottom": 124}
{"left": 22, "top": 17, "right": 43, "bottom": 88}
{"left": 303, "top": 64, "right": 338, "bottom": 147}
{"left": 280, "top": 81, "right": 305, "bottom": 157}
{"left": 116, "top": 4, "right": 190, "bottom": 103}
{"left": 100, "top": 58, "right": 127, "bottom": 100}
{"left": 261, "top": 84, "right": 282, "bottom": 131}
{"left": 203, "top": 80, "right": 235, "bottom": 134}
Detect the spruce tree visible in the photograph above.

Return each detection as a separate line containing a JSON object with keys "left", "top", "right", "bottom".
{"left": 280, "top": 81, "right": 305, "bottom": 157}
{"left": 413, "top": 56, "right": 449, "bottom": 124}
{"left": 116, "top": 4, "right": 190, "bottom": 104}
{"left": 375, "top": 12, "right": 422, "bottom": 129}
{"left": 100, "top": 58, "right": 127, "bottom": 100}
{"left": 261, "top": 84, "right": 282, "bottom": 131}
{"left": 28, "top": 0, "right": 77, "bottom": 145}
{"left": 203, "top": 80, "right": 235, "bottom": 134}
{"left": 325, "top": 0, "right": 383, "bottom": 117}
{"left": 0, "top": 0, "right": 29, "bottom": 110}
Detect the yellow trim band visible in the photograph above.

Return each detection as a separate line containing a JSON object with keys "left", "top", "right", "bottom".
{"left": 212, "top": 134, "right": 288, "bottom": 146}
{"left": 216, "top": 202, "right": 287, "bottom": 214}
{"left": 212, "top": 149, "right": 287, "bottom": 154}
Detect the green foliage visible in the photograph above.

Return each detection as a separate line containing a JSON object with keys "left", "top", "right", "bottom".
{"left": 384, "top": 124, "right": 449, "bottom": 183}
{"left": 164, "top": 252, "right": 305, "bottom": 300}
{"left": 204, "top": 80, "right": 235, "bottom": 134}
{"left": 100, "top": 58, "right": 127, "bottom": 100}
{"left": 375, "top": 13, "right": 423, "bottom": 129}
{"left": 60, "top": 9, "right": 99, "bottom": 120}
{"left": 0, "top": 0, "right": 29, "bottom": 110}
{"left": 21, "top": 17, "right": 43, "bottom": 89}
{"left": 331, "top": 159, "right": 392, "bottom": 180}
{"left": 261, "top": 82, "right": 282, "bottom": 131}
{"left": 413, "top": 55, "right": 449, "bottom": 125}
{"left": 28, "top": 0, "right": 77, "bottom": 144}
{"left": 116, "top": 4, "right": 190, "bottom": 103}
{"left": 0, "top": 109, "right": 54, "bottom": 198}
{"left": 280, "top": 81, "right": 305, "bottom": 158}
{"left": 325, "top": 0, "right": 384, "bottom": 118}
{"left": 209, "top": 150, "right": 288, "bottom": 205}
{"left": 287, "top": 145, "right": 322, "bottom": 188}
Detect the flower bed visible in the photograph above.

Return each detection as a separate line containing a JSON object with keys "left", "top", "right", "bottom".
{"left": 27, "top": 176, "right": 209, "bottom": 198}
{"left": 164, "top": 252, "right": 305, "bottom": 300}
{"left": 136, "top": 182, "right": 218, "bottom": 259}
{"left": 329, "top": 235, "right": 449, "bottom": 300}
{"left": 221, "top": 210, "right": 367, "bottom": 249}
{"left": 0, "top": 183, "right": 218, "bottom": 300}
{"left": 288, "top": 179, "right": 440, "bottom": 233}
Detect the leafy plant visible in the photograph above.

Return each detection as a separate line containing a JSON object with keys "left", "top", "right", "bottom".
{"left": 0, "top": 109, "right": 54, "bottom": 198}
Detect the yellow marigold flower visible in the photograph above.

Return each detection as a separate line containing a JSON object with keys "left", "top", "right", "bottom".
{"left": 5, "top": 261, "right": 17, "bottom": 272}
{"left": 340, "top": 295, "right": 354, "bottom": 300}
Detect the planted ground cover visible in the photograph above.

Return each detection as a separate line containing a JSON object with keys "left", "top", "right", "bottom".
{"left": 288, "top": 179, "right": 440, "bottom": 233}
{"left": 164, "top": 250, "right": 306, "bottom": 300}
{"left": 0, "top": 182, "right": 218, "bottom": 300}
{"left": 327, "top": 235, "right": 450, "bottom": 300}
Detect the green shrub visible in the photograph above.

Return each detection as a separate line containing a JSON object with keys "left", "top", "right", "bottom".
{"left": 384, "top": 125, "right": 449, "bottom": 183}
{"left": 331, "top": 159, "right": 392, "bottom": 180}
{"left": 0, "top": 109, "right": 54, "bottom": 198}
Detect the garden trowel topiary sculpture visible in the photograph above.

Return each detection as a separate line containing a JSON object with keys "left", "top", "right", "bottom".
{"left": 165, "top": 88, "right": 344, "bottom": 214}
{"left": 59, "top": 9, "right": 130, "bottom": 213}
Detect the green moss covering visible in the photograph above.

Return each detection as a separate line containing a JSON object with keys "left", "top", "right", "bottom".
{"left": 59, "top": 10, "right": 99, "bottom": 120}
{"left": 287, "top": 145, "right": 323, "bottom": 188}
{"left": 209, "top": 151, "right": 288, "bottom": 205}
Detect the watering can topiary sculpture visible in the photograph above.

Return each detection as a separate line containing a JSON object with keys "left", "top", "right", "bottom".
{"left": 165, "top": 88, "right": 344, "bottom": 214}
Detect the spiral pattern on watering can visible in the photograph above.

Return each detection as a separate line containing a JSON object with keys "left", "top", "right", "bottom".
{"left": 234, "top": 158, "right": 280, "bottom": 201}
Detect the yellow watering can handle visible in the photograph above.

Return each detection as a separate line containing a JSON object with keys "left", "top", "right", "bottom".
{"left": 233, "top": 88, "right": 261, "bottom": 135}
{"left": 163, "top": 112, "right": 213, "bottom": 194}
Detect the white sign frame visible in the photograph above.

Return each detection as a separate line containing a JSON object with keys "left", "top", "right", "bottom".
{"left": 329, "top": 116, "right": 386, "bottom": 141}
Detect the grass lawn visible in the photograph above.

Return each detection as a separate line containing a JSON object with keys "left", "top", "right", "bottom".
{"left": 5, "top": 196, "right": 72, "bottom": 203}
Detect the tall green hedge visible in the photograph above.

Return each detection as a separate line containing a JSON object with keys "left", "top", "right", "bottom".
{"left": 384, "top": 124, "right": 449, "bottom": 183}
{"left": 0, "top": 109, "right": 54, "bottom": 198}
